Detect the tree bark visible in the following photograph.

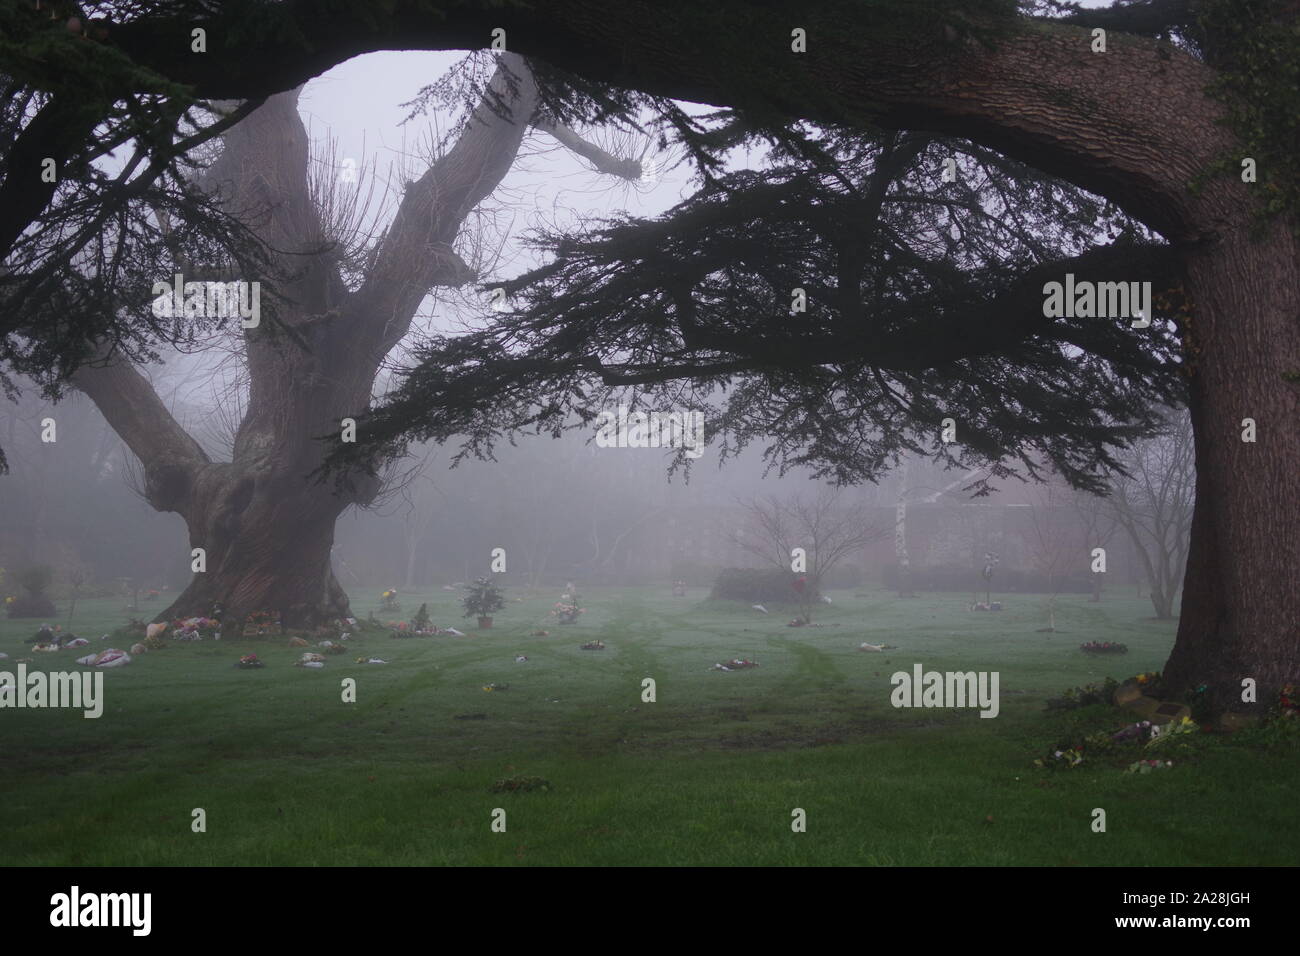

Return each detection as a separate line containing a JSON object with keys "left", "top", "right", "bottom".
{"left": 1162, "top": 223, "right": 1300, "bottom": 710}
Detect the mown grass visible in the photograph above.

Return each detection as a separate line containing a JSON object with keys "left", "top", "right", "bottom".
{"left": 1, "top": 589, "right": 1294, "bottom": 865}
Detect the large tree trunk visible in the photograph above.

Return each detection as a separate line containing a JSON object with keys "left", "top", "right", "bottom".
{"left": 161, "top": 468, "right": 354, "bottom": 627}
{"left": 1161, "top": 224, "right": 1300, "bottom": 710}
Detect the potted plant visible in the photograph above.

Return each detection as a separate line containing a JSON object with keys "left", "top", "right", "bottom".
{"left": 462, "top": 577, "right": 506, "bottom": 629}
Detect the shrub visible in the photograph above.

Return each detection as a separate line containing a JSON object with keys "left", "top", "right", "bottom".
{"left": 710, "top": 567, "right": 811, "bottom": 604}
{"left": 6, "top": 594, "right": 57, "bottom": 618}
{"left": 1045, "top": 677, "right": 1120, "bottom": 711}
{"left": 5, "top": 564, "right": 57, "bottom": 618}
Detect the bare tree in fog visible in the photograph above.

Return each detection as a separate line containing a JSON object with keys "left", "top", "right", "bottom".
{"left": 730, "top": 490, "right": 887, "bottom": 623}
{"left": 68, "top": 53, "right": 642, "bottom": 626}
{"left": 1106, "top": 409, "right": 1195, "bottom": 620}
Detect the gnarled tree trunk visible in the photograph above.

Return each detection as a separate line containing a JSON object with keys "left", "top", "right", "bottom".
{"left": 71, "top": 55, "right": 637, "bottom": 628}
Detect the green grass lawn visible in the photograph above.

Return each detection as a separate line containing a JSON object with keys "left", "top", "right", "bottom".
{"left": 1, "top": 588, "right": 1294, "bottom": 865}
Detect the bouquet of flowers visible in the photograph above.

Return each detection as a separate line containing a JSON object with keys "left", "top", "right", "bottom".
{"left": 551, "top": 594, "right": 584, "bottom": 624}
{"left": 1145, "top": 715, "right": 1200, "bottom": 748}
{"left": 1079, "top": 640, "right": 1128, "bottom": 654}
{"left": 170, "top": 616, "right": 221, "bottom": 641}
{"left": 1033, "top": 745, "right": 1085, "bottom": 770}
{"left": 380, "top": 589, "right": 401, "bottom": 612}
{"left": 236, "top": 654, "right": 264, "bottom": 669}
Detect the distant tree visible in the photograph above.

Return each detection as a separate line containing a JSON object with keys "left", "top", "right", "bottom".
{"left": 729, "top": 491, "right": 887, "bottom": 623}
{"left": 1072, "top": 483, "right": 1121, "bottom": 603}
{"left": 1025, "top": 477, "right": 1084, "bottom": 631}
{"left": 1105, "top": 408, "right": 1195, "bottom": 619}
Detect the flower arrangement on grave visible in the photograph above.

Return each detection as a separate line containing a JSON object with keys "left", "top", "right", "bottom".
{"left": 1145, "top": 715, "right": 1200, "bottom": 748}
{"left": 979, "top": 551, "right": 999, "bottom": 606}
{"left": 1033, "top": 745, "right": 1085, "bottom": 770}
{"left": 713, "top": 658, "right": 758, "bottom": 671}
{"left": 412, "top": 603, "right": 432, "bottom": 633}
{"left": 462, "top": 578, "right": 505, "bottom": 627}
{"left": 1272, "top": 683, "right": 1299, "bottom": 719}
{"left": 236, "top": 654, "right": 264, "bottom": 669}
{"left": 380, "top": 589, "right": 401, "bottom": 612}
{"left": 25, "top": 623, "right": 58, "bottom": 644}
{"left": 550, "top": 592, "right": 584, "bottom": 624}
{"left": 1079, "top": 640, "right": 1128, "bottom": 654}
{"left": 169, "top": 616, "right": 221, "bottom": 641}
